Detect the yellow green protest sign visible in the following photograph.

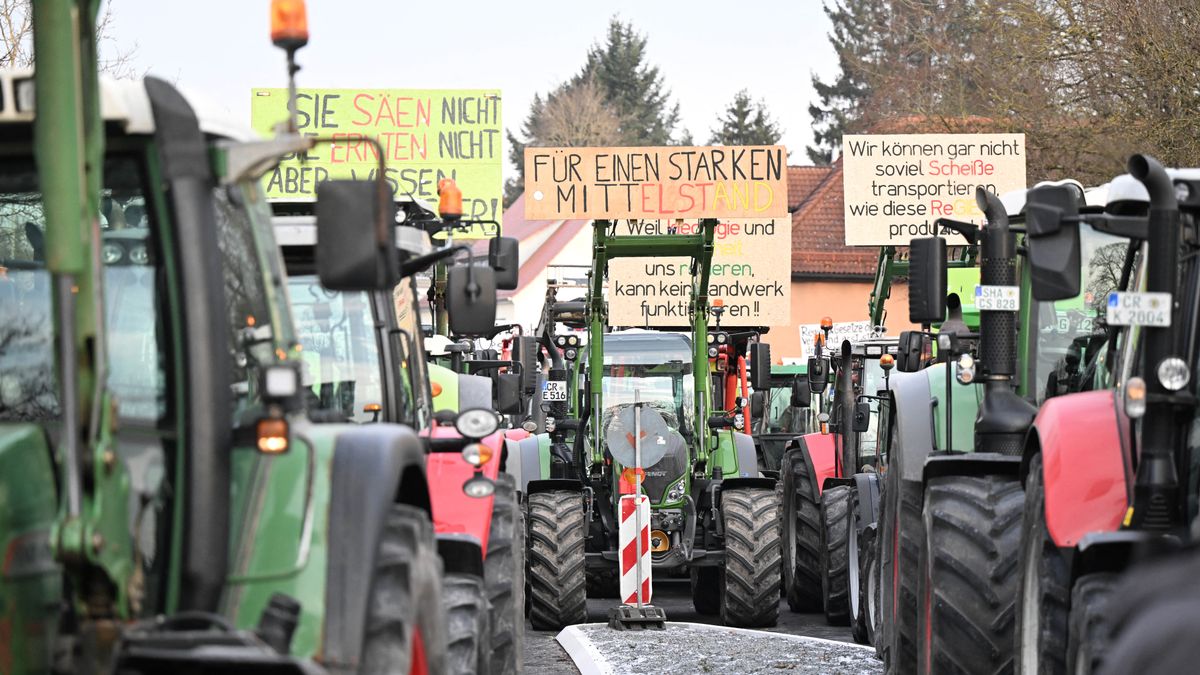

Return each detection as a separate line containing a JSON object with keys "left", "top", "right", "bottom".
{"left": 251, "top": 88, "right": 503, "bottom": 238}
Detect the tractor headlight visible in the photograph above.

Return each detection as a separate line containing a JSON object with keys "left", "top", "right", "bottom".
{"left": 708, "top": 346, "right": 718, "bottom": 358}
{"left": 101, "top": 242, "right": 124, "bottom": 265}
{"left": 129, "top": 244, "right": 150, "bottom": 265}
{"left": 706, "top": 334, "right": 715, "bottom": 345}
{"left": 568, "top": 335, "right": 580, "bottom": 347}
{"left": 666, "top": 480, "right": 686, "bottom": 502}
{"left": 565, "top": 348, "right": 578, "bottom": 361}
{"left": 717, "top": 333, "right": 727, "bottom": 344}
{"left": 461, "top": 443, "right": 494, "bottom": 467}
{"left": 1124, "top": 377, "right": 1147, "bottom": 419}
{"left": 456, "top": 408, "right": 500, "bottom": 438}
{"left": 463, "top": 474, "right": 495, "bottom": 499}
{"left": 1157, "top": 357, "right": 1190, "bottom": 392}
{"left": 956, "top": 353, "right": 976, "bottom": 385}
{"left": 545, "top": 416, "right": 556, "bottom": 433}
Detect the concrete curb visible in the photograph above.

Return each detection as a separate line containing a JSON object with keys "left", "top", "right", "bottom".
{"left": 555, "top": 621, "right": 875, "bottom": 674}
{"left": 555, "top": 625, "right": 614, "bottom": 675}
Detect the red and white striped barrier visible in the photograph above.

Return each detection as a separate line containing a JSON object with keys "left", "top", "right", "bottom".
{"left": 618, "top": 493, "right": 652, "bottom": 604}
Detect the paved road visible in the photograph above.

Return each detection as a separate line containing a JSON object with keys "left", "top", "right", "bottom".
{"left": 524, "top": 579, "right": 864, "bottom": 674}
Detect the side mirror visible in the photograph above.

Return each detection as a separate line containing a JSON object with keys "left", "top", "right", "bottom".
{"left": 315, "top": 180, "right": 398, "bottom": 290}
{"left": 495, "top": 373, "right": 523, "bottom": 415}
{"left": 807, "top": 357, "right": 829, "bottom": 395}
{"left": 489, "top": 236, "right": 520, "bottom": 291}
{"left": 908, "top": 237, "right": 947, "bottom": 324}
{"left": 896, "top": 330, "right": 924, "bottom": 373}
{"left": 852, "top": 401, "right": 871, "bottom": 433}
{"left": 750, "top": 391, "right": 766, "bottom": 418}
{"left": 792, "top": 376, "right": 812, "bottom": 408}
{"left": 749, "top": 342, "right": 771, "bottom": 390}
{"left": 512, "top": 335, "right": 540, "bottom": 396}
{"left": 1026, "top": 185, "right": 1082, "bottom": 301}
{"left": 446, "top": 265, "right": 497, "bottom": 336}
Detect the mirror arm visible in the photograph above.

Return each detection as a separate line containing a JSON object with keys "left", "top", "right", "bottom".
{"left": 932, "top": 217, "right": 980, "bottom": 245}
{"left": 1083, "top": 214, "right": 1149, "bottom": 240}
{"left": 399, "top": 244, "right": 471, "bottom": 278}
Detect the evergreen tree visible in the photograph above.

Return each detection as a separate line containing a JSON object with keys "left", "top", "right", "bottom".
{"left": 577, "top": 18, "right": 680, "bottom": 145}
{"left": 709, "top": 90, "right": 782, "bottom": 146}
{"left": 806, "top": 0, "right": 881, "bottom": 164}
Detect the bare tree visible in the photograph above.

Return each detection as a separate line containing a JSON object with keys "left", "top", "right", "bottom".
{"left": 532, "top": 78, "right": 624, "bottom": 149}
{"left": 0, "top": 0, "right": 138, "bottom": 77}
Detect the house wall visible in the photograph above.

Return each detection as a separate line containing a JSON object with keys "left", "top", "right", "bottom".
{"left": 761, "top": 280, "right": 918, "bottom": 359}
{"left": 507, "top": 226, "right": 595, "bottom": 332}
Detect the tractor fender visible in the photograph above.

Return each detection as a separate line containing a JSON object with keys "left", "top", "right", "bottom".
{"left": 731, "top": 430, "right": 759, "bottom": 478}
{"left": 436, "top": 533, "right": 485, "bottom": 578}
{"left": 458, "top": 372, "right": 492, "bottom": 410}
{"left": 1031, "top": 390, "right": 1130, "bottom": 548}
{"left": 426, "top": 426, "right": 504, "bottom": 551}
{"left": 323, "top": 424, "right": 430, "bottom": 666}
{"left": 526, "top": 478, "right": 584, "bottom": 495}
{"left": 796, "top": 432, "right": 838, "bottom": 496}
{"left": 922, "top": 453, "right": 1021, "bottom": 483}
{"left": 889, "top": 369, "right": 939, "bottom": 484}
{"left": 850, "top": 472, "right": 882, "bottom": 531}
{"left": 506, "top": 434, "right": 548, "bottom": 494}
{"left": 719, "top": 477, "right": 776, "bottom": 494}
{"left": 1072, "top": 530, "right": 1182, "bottom": 579}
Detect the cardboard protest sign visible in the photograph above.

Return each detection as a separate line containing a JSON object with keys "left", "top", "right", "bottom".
{"left": 842, "top": 133, "right": 1026, "bottom": 246}
{"left": 797, "top": 321, "right": 876, "bottom": 360}
{"left": 607, "top": 217, "right": 791, "bottom": 327}
{"left": 251, "top": 88, "right": 502, "bottom": 238}
{"left": 523, "top": 146, "right": 788, "bottom": 220}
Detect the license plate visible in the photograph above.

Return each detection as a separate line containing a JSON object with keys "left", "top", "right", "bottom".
{"left": 1107, "top": 292, "right": 1171, "bottom": 327}
{"left": 974, "top": 285, "right": 1020, "bottom": 311}
{"left": 543, "top": 380, "right": 568, "bottom": 401}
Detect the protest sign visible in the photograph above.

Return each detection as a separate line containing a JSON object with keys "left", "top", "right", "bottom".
{"left": 251, "top": 88, "right": 502, "bottom": 238}
{"left": 842, "top": 133, "right": 1026, "bottom": 245}
{"left": 607, "top": 217, "right": 791, "bottom": 327}
{"left": 797, "top": 321, "right": 876, "bottom": 360}
{"left": 523, "top": 145, "right": 788, "bottom": 220}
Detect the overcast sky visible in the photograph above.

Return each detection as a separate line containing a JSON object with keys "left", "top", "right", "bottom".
{"left": 107, "top": 0, "right": 838, "bottom": 168}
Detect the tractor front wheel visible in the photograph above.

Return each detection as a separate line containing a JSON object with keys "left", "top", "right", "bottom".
{"left": 443, "top": 574, "right": 491, "bottom": 675}
{"left": 781, "top": 448, "right": 822, "bottom": 612}
{"left": 918, "top": 475, "right": 1023, "bottom": 674}
{"left": 485, "top": 474, "right": 523, "bottom": 675}
{"left": 527, "top": 490, "right": 587, "bottom": 630}
{"left": 1015, "top": 454, "right": 1070, "bottom": 675}
{"left": 721, "top": 487, "right": 781, "bottom": 627}
{"left": 820, "top": 485, "right": 852, "bottom": 625}
{"left": 1067, "top": 573, "right": 1117, "bottom": 675}
{"left": 361, "top": 504, "right": 448, "bottom": 674}
{"left": 851, "top": 520, "right": 876, "bottom": 645}
{"left": 690, "top": 566, "right": 721, "bottom": 616}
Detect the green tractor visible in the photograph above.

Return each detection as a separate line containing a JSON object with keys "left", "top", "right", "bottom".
{"left": 0, "top": 2, "right": 448, "bottom": 671}
{"left": 524, "top": 219, "right": 781, "bottom": 629}
{"left": 872, "top": 182, "right": 1132, "bottom": 673}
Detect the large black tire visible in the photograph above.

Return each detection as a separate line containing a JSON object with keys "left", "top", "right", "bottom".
{"left": 443, "top": 574, "right": 491, "bottom": 675}
{"left": 690, "top": 566, "right": 721, "bottom": 616}
{"left": 1016, "top": 454, "right": 1070, "bottom": 675}
{"left": 851, "top": 519, "right": 874, "bottom": 646}
{"left": 820, "top": 485, "right": 852, "bottom": 626}
{"left": 485, "top": 474, "right": 523, "bottom": 675}
{"left": 878, "top": 459, "right": 923, "bottom": 671}
{"left": 781, "top": 448, "right": 822, "bottom": 612}
{"left": 721, "top": 487, "right": 781, "bottom": 627}
{"left": 1067, "top": 573, "right": 1117, "bottom": 675}
{"left": 362, "top": 504, "right": 448, "bottom": 674}
{"left": 919, "top": 475, "right": 1023, "bottom": 675}
{"left": 527, "top": 490, "right": 587, "bottom": 630}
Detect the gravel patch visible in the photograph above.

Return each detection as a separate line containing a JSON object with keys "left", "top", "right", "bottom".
{"left": 560, "top": 622, "right": 882, "bottom": 674}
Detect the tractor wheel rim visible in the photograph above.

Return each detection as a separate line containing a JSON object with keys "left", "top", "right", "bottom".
{"left": 784, "top": 483, "right": 797, "bottom": 579}
{"left": 867, "top": 554, "right": 878, "bottom": 629}
{"left": 1020, "top": 531, "right": 1042, "bottom": 674}
{"left": 848, "top": 519, "right": 860, "bottom": 618}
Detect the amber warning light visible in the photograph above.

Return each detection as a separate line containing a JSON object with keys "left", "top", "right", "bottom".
{"left": 271, "top": 0, "right": 309, "bottom": 50}
{"left": 439, "top": 179, "right": 464, "bottom": 220}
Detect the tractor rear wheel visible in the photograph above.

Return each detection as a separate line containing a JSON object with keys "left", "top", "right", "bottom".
{"left": 443, "top": 574, "right": 491, "bottom": 675}
{"left": 1016, "top": 454, "right": 1070, "bottom": 675}
{"left": 878, "top": 458, "right": 923, "bottom": 671}
{"left": 690, "top": 566, "right": 721, "bottom": 615}
{"left": 361, "top": 504, "right": 448, "bottom": 674}
{"left": 918, "top": 475, "right": 1023, "bottom": 674}
{"left": 781, "top": 448, "right": 822, "bottom": 612}
{"left": 851, "top": 522, "right": 875, "bottom": 645}
{"left": 527, "top": 490, "right": 587, "bottom": 630}
{"left": 485, "top": 474, "right": 523, "bottom": 675}
{"left": 721, "top": 487, "right": 781, "bottom": 627}
{"left": 1067, "top": 573, "right": 1117, "bottom": 675}
{"left": 820, "top": 485, "right": 852, "bottom": 625}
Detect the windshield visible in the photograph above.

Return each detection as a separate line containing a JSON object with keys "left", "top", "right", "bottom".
{"left": 602, "top": 362, "right": 694, "bottom": 433}
{"left": 1, "top": 155, "right": 162, "bottom": 423}
{"left": 1030, "top": 224, "right": 1128, "bottom": 401}
{"left": 763, "top": 386, "right": 813, "bottom": 434}
{"left": 289, "top": 276, "right": 384, "bottom": 424}
{"left": 858, "top": 358, "right": 887, "bottom": 455}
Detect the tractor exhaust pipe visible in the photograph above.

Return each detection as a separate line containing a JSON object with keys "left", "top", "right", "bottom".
{"left": 973, "top": 188, "right": 1036, "bottom": 456}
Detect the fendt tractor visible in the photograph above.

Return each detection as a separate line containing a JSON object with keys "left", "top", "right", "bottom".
{"left": 1014, "top": 158, "right": 1200, "bottom": 675}
{"left": 272, "top": 192, "right": 530, "bottom": 675}
{"left": 522, "top": 219, "right": 781, "bottom": 630}
{"left": 0, "top": 1, "right": 452, "bottom": 672}
{"left": 872, "top": 179, "right": 1133, "bottom": 674}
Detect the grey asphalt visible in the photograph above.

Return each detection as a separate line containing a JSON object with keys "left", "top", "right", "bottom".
{"left": 523, "top": 579, "right": 868, "bottom": 674}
